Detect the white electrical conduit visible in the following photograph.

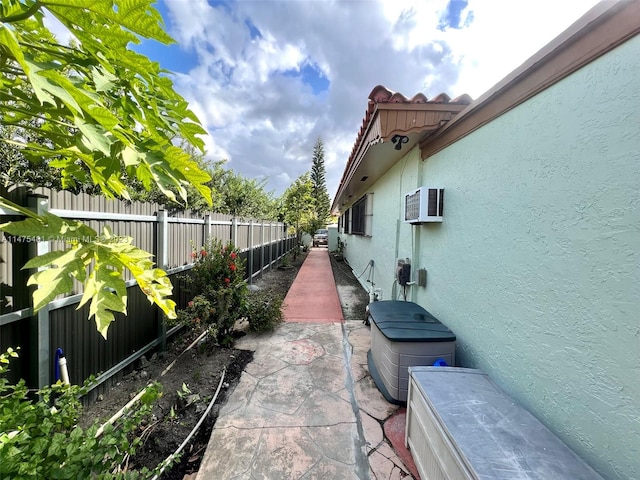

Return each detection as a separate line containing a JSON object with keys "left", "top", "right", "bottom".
{"left": 95, "top": 386, "right": 151, "bottom": 438}
{"left": 96, "top": 329, "right": 210, "bottom": 439}
{"left": 161, "top": 329, "right": 209, "bottom": 377}
{"left": 58, "top": 354, "right": 70, "bottom": 385}
{"left": 151, "top": 368, "right": 226, "bottom": 480}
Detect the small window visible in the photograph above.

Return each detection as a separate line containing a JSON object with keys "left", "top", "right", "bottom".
{"left": 341, "top": 209, "right": 351, "bottom": 234}
{"left": 350, "top": 193, "right": 373, "bottom": 236}
{"left": 351, "top": 196, "right": 366, "bottom": 235}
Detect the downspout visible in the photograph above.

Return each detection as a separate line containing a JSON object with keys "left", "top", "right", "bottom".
{"left": 392, "top": 217, "right": 400, "bottom": 300}
{"left": 392, "top": 155, "right": 410, "bottom": 300}
{"left": 411, "top": 149, "right": 426, "bottom": 303}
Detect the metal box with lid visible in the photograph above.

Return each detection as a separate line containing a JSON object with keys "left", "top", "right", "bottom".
{"left": 367, "top": 300, "right": 456, "bottom": 403}
{"left": 406, "top": 367, "right": 604, "bottom": 480}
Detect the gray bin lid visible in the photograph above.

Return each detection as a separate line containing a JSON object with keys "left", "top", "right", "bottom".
{"left": 368, "top": 300, "right": 455, "bottom": 342}
{"left": 408, "top": 367, "right": 604, "bottom": 480}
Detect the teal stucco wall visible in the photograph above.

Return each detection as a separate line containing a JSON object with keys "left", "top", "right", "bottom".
{"left": 342, "top": 35, "right": 639, "bottom": 479}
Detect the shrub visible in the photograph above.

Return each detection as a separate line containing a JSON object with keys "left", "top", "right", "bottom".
{"left": 181, "top": 239, "right": 248, "bottom": 345}
{"left": 244, "top": 290, "right": 284, "bottom": 333}
{"left": 176, "top": 294, "right": 220, "bottom": 342}
{"left": 0, "top": 349, "right": 162, "bottom": 479}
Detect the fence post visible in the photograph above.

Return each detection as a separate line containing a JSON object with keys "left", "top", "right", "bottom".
{"left": 248, "top": 220, "right": 254, "bottom": 285}
{"left": 269, "top": 222, "right": 273, "bottom": 271}
{"left": 276, "top": 222, "right": 281, "bottom": 261}
{"left": 260, "top": 220, "right": 265, "bottom": 279}
{"left": 28, "top": 194, "right": 51, "bottom": 389}
{"left": 204, "top": 214, "right": 211, "bottom": 245}
{"left": 156, "top": 209, "right": 168, "bottom": 353}
{"left": 231, "top": 217, "right": 238, "bottom": 245}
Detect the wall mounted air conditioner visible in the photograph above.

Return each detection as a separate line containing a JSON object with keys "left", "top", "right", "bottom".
{"left": 404, "top": 187, "right": 444, "bottom": 223}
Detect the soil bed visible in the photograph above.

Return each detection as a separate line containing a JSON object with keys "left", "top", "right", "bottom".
{"left": 80, "top": 250, "right": 308, "bottom": 479}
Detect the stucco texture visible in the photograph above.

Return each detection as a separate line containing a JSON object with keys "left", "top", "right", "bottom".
{"left": 342, "top": 36, "right": 640, "bottom": 479}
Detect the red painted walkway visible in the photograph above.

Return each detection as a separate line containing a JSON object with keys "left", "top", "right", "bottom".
{"left": 282, "top": 248, "right": 344, "bottom": 323}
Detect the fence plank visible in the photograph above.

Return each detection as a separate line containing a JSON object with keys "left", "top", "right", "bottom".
{"left": 1, "top": 189, "right": 294, "bottom": 388}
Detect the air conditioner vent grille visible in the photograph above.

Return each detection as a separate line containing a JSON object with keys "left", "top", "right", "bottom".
{"left": 403, "top": 187, "right": 444, "bottom": 223}
{"left": 405, "top": 190, "right": 422, "bottom": 222}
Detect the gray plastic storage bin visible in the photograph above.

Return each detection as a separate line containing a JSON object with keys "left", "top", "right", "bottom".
{"left": 406, "top": 367, "right": 604, "bottom": 480}
{"left": 367, "top": 301, "right": 456, "bottom": 403}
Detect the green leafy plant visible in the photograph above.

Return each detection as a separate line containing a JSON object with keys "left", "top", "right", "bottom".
{"left": 179, "top": 240, "right": 247, "bottom": 345}
{"left": 282, "top": 173, "right": 315, "bottom": 258}
{"left": 177, "top": 382, "right": 191, "bottom": 398}
{"left": 0, "top": 349, "right": 162, "bottom": 479}
{"left": 0, "top": 208, "right": 175, "bottom": 337}
{"left": 244, "top": 289, "right": 284, "bottom": 333}
{"left": 0, "top": 0, "right": 213, "bottom": 337}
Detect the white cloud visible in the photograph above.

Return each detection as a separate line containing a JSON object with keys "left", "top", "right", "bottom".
{"left": 447, "top": 0, "right": 601, "bottom": 97}
{"left": 158, "top": 0, "right": 601, "bottom": 199}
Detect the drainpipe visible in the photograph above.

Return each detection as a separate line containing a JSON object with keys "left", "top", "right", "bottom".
{"left": 55, "top": 348, "right": 70, "bottom": 385}
{"left": 412, "top": 153, "right": 426, "bottom": 303}
{"left": 392, "top": 219, "right": 401, "bottom": 300}
{"left": 393, "top": 154, "right": 411, "bottom": 300}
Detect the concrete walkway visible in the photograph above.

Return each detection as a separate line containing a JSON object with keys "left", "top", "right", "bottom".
{"left": 281, "top": 248, "right": 344, "bottom": 323}
{"left": 196, "top": 249, "right": 417, "bottom": 480}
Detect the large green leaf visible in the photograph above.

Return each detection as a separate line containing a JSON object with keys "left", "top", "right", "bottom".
{"left": 0, "top": 0, "right": 213, "bottom": 337}
{"left": 74, "top": 118, "right": 113, "bottom": 156}
{"left": 42, "top": 0, "right": 174, "bottom": 45}
{"left": 90, "top": 66, "right": 117, "bottom": 93}
{"left": 26, "top": 248, "right": 86, "bottom": 311}
{"left": 78, "top": 263, "right": 127, "bottom": 338}
{"left": 0, "top": 213, "right": 97, "bottom": 241}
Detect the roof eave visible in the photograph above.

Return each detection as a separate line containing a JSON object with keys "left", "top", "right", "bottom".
{"left": 332, "top": 102, "right": 468, "bottom": 213}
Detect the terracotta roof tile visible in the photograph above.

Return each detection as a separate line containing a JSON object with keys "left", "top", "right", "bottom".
{"left": 339, "top": 85, "right": 472, "bottom": 199}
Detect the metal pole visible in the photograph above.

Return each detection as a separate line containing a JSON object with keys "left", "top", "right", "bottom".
{"left": 28, "top": 194, "right": 51, "bottom": 389}
{"left": 231, "top": 217, "right": 238, "bottom": 246}
{"left": 156, "top": 209, "right": 168, "bottom": 353}
{"left": 204, "top": 214, "right": 211, "bottom": 245}
{"left": 260, "top": 220, "right": 265, "bottom": 279}
{"left": 249, "top": 220, "right": 254, "bottom": 285}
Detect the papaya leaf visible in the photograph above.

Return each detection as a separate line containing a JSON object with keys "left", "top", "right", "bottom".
{"left": 23, "top": 58, "right": 82, "bottom": 111}
{"left": 0, "top": 196, "right": 39, "bottom": 219}
{"left": 165, "top": 146, "right": 212, "bottom": 204}
{"left": 0, "top": 214, "right": 92, "bottom": 241}
{"left": 90, "top": 66, "right": 117, "bottom": 93}
{"left": 22, "top": 250, "right": 68, "bottom": 269}
{"left": 0, "top": 26, "right": 27, "bottom": 73}
{"left": 79, "top": 263, "right": 127, "bottom": 339}
{"left": 109, "top": 242, "right": 177, "bottom": 320}
{"left": 74, "top": 119, "right": 113, "bottom": 156}
{"left": 1, "top": 0, "right": 204, "bottom": 335}
{"left": 27, "top": 249, "right": 86, "bottom": 311}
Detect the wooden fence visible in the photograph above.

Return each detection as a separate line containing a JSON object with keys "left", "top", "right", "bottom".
{"left": 0, "top": 188, "right": 295, "bottom": 391}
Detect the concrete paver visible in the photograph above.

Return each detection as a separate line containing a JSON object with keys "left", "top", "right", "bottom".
{"left": 197, "top": 322, "right": 369, "bottom": 479}
{"left": 197, "top": 249, "right": 418, "bottom": 480}
{"left": 281, "top": 249, "right": 343, "bottom": 324}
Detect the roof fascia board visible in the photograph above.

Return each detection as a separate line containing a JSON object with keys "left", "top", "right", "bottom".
{"left": 343, "top": 107, "right": 382, "bottom": 189}
{"left": 376, "top": 103, "right": 467, "bottom": 113}
{"left": 420, "top": 0, "right": 640, "bottom": 159}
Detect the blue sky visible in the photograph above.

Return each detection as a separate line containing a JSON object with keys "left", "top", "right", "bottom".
{"left": 47, "top": 0, "right": 601, "bottom": 199}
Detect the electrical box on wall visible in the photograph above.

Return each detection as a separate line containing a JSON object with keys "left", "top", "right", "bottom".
{"left": 397, "top": 258, "right": 411, "bottom": 286}
{"left": 404, "top": 187, "right": 444, "bottom": 223}
{"left": 417, "top": 268, "right": 427, "bottom": 287}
